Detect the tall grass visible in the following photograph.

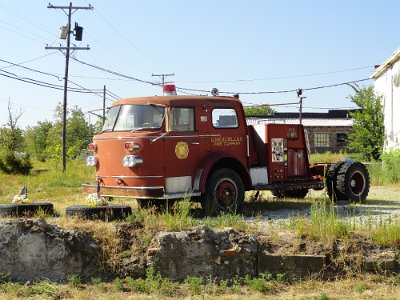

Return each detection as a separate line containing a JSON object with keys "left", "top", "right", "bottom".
{"left": 0, "top": 159, "right": 93, "bottom": 204}
{"left": 368, "top": 150, "right": 400, "bottom": 186}
{"left": 309, "top": 151, "right": 358, "bottom": 164}
{"left": 290, "top": 199, "right": 350, "bottom": 243}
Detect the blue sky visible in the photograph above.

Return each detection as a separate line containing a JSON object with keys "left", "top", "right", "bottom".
{"left": 0, "top": 0, "right": 399, "bottom": 128}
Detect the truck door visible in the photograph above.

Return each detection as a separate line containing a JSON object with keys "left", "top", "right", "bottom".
{"left": 209, "top": 107, "right": 247, "bottom": 165}
{"left": 163, "top": 107, "right": 199, "bottom": 195}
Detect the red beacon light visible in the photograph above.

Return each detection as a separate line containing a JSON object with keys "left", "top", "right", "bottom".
{"left": 163, "top": 84, "right": 177, "bottom": 96}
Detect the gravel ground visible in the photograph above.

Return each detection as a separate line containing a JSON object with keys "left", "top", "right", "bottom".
{"left": 246, "top": 186, "right": 400, "bottom": 228}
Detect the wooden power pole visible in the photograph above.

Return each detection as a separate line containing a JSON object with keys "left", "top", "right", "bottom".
{"left": 45, "top": 2, "right": 92, "bottom": 172}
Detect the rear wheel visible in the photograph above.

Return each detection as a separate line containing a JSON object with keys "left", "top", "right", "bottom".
{"left": 326, "top": 161, "right": 347, "bottom": 202}
{"left": 202, "top": 168, "right": 244, "bottom": 216}
{"left": 336, "top": 162, "right": 370, "bottom": 203}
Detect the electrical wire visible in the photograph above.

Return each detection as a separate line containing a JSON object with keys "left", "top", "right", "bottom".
{"left": 71, "top": 56, "right": 159, "bottom": 86}
{"left": 0, "top": 52, "right": 59, "bottom": 71}
{"left": 176, "top": 78, "right": 372, "bottom": 95}
{"left": 176, "top": 66, "right": 374, "bottom": 83}
{"left": 0, "top": 69, "right": 102, "bottom": 94}
{"left": 83, "top": 0, "right": 171, "bottom": 73}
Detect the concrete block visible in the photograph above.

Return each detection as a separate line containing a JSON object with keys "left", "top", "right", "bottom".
{"left": 258, "top": 254, "right": 326, "bottom": 276}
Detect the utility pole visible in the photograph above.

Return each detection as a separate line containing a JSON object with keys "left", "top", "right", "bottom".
{"left": 296, "top": 89, "right": 306, "bottom": 125}
{"left": 103, "top": 85, "right": 106, "bottom": 124}
{"left": 45, "top": 2, "right": 93, "bottom": 172}
{"left": 152, "top": 73, "right": 174, "bottom": 94}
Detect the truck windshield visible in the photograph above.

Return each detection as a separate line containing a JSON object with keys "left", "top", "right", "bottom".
{"left": 102, "top": 104, "right": 165, "bottom": 132}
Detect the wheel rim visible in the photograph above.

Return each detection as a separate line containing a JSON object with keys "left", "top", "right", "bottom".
{"left": 350, "top": 170, "right": 366, "bottom": 196}
{"left": 214, "top": 178, "right": 238, "bottom": 210}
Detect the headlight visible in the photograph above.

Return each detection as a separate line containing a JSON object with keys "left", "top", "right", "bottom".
{"left": 122, "top": 155, "right": 143, "bottom": 167}
{"left": 86, "top": 156, "right": 98, "bottom": 167}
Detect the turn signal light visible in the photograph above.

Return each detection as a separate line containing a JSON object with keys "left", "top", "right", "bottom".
{"left": 87, "top": 143, "right": 97, "bottom": 152}
{"left": 124, "top": 142, "right": 141, "bottom": 152}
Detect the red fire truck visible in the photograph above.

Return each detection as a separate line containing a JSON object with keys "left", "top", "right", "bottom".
{"left": 83, "top": 86, "right": 369, "bottom": 215}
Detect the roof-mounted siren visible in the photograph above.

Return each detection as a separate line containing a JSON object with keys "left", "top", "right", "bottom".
{"left": 163, "top": 84, "right": 177, "bottom": 96}
{"left": 211, "top": 88, "right": 219, "bottom": 96}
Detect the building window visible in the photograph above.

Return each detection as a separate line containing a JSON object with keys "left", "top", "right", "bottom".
{"left": 314, "top": 133, "right": 329, "bottom": 148}
{"left": 336, "top": 133, "right": 348, "bottom": 147}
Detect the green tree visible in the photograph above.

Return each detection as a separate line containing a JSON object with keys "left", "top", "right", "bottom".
{"left": 243, "top": 105, "right": 275, "bottom": 116}
{"left": 348, "top": 85, "right": 384, "bottom": 161}
{"left": 25, "top": 121, "right": 53, "bottom": 161}
{"left": 66, "top": 106, "right": 91, "bottom": 159}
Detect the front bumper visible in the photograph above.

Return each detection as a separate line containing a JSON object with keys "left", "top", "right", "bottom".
{"left": 82, "top": 184, "right": 200, "bottom": 199}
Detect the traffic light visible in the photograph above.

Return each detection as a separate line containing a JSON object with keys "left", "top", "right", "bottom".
{"left": 74, "top": 22, "right": 83, "bottom": 41}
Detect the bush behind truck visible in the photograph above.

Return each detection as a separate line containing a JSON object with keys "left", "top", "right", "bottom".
{"left": 83, "top": 85, "right": 369, "bottom": 216}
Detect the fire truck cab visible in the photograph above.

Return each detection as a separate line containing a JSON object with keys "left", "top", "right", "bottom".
{"left": 83, "top": 89, "right": 370, "bottom": 215}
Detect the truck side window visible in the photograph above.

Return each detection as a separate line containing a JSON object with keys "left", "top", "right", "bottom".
{"left": 212, "top": 108, "right": 238, "bottom": 128}
{"left": 168, "top": 107, "right": 195, "bottom": 132}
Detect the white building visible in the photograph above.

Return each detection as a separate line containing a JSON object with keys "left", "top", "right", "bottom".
{"left": 371, "top": 48, "right": 400, "bottom": 151}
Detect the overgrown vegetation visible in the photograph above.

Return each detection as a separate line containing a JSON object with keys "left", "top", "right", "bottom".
{"left": 290, "top": 199, "right": 350, "bottom": 243}
{"left": 368, "top": 149, "right": 400, "bottom": 185}
{"left": 1, "top": 272, "right": 400, "bottom": 299}
{"left": 347, "top": 85, "right": 384, "bottom": 161}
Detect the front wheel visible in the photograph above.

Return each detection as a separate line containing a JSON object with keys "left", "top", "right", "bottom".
{"left": 201, "top": 168, "right": 244, "bottom": 216}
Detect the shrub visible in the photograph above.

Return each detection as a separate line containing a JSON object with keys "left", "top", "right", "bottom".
{"left": 0, "top": 151, "right": 32, "bottom": 175}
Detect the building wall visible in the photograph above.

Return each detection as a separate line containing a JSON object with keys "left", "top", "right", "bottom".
{"left": 374, "top": 57, "right": 400, "bottom": 151}
{"left": 305, "top": 126, "right": 352, "bottom": 153}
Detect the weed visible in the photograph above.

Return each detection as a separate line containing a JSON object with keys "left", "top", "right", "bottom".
{"left": 113, "top": 277, "right": 124, "bottom": 291}
{"left": 0, "top": 272, "right": 10, "bottom": 283}
{"left": 244, "top": 274, "right": 272, "bottom": 294}
{"left": 354, "top": 281, "right": 366, "bottom": 293}
{"left": 125, "top": 267, "right": 177, "bottom": 296}
{"left": 184, "top": 276, "right": 203, "bottom": 295}
{"left": 231, "top": 275, "right": 242, "bottom": 294}
{"left": 160, "top": 194, "right": 196, "bottom": 231}
{"left": 203, "top": 212, "right": 247, "bottom": 231}
{"left": 290, "top": 199, "right": 350, "bottom": 243}
{"left": 372, "top": 221, "right": 400, "bottom": 247}
{"left": 67, "top": 274, "right": 81, "bottom": 287}
{"left": 319, "top": 291, "right": 330, "bottom": 300}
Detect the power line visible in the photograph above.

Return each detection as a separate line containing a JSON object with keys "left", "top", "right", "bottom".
{"left": 83, "top": 0, "right": 171, "bottom": 73}
{"left": 0, "top": 69, "right": 103, "bottom": 94}
{"left": 72, "top": 56, "right": 159, "bottom": 86}
{"left": 176, "top": 66, "right": 374, "bottom": 83}
{"left": 72, "top": 57, "right": 372, "bottom": 95}
{"left": 0, "top": 52, "right": 59, "bottom": 71}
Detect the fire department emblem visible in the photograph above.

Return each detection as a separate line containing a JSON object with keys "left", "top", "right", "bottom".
{"left": 175, "top": 141, "right": 189, "bottom": 159}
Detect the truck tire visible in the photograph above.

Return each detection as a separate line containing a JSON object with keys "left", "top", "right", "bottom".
{"left": 0, "top": 202, "right": 53, "bottom": 217}
{"left": 336, "top": 162, "right": 370, "bottom": 203}
{"left": 202, "top": 168, "right": 244, "bottom": 216}
{"left": 326, "top": 161, "right": 347, "bottom": 202}
{"left": 66, "top": 204, "right": 132, "bottom": 221}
